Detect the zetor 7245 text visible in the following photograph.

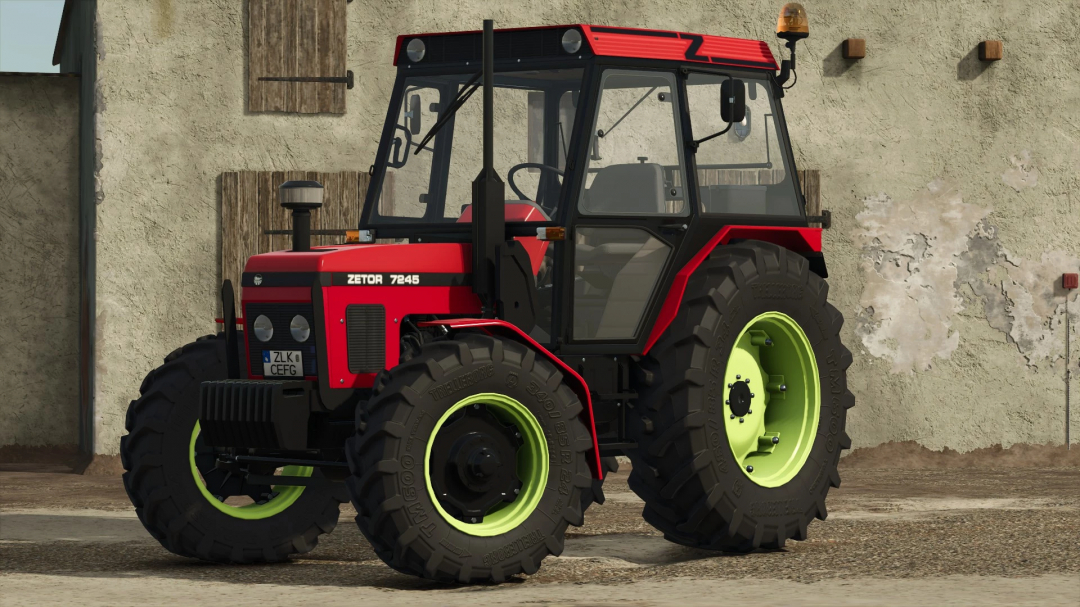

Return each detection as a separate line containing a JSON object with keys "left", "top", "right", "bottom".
{"left": 121, "top": 9, "right": 852, "bottom": 584}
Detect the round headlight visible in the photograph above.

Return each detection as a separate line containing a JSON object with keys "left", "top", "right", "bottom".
{"left": 290, "top": 315, "right": 311, "bottom": 343}
{"left": 561, "top": 29, "right": 583, "bottom": 54}
{"left": 406, "top": 38, "right": 426, "bottom": 62}
{"left": 253, "top": 315, "right": 274, "bottom": 342}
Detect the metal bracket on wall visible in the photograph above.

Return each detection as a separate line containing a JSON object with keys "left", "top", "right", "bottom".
{"left": 259, "top": 70, "right": 354, "bottom": 90}
{"left": 808, "top": 209, "right": 832, "bottom": 229}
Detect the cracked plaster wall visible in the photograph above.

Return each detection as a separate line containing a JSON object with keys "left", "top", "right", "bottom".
{"left": 86, "top": 0, "right": 1080, "bottom": 454}
{"left": 0, "top": 76, "right": 80, "bottom": 447}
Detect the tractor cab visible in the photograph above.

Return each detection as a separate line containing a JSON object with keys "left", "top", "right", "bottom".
{"left": 359, "top": 24, "right": 815, "bottom": 349}
{"left": 122, "top": 7, "right": 853, "bottom": 585}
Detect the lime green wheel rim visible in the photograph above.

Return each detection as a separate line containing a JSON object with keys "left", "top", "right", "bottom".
{"left": 189, "top": 421, "right": 311, "bottom": 519}
{"left": 425, "top": 393, "right": 549, "bottom": 537}
{"left": 724, "top": 311, "right": 820, "bottom": 488}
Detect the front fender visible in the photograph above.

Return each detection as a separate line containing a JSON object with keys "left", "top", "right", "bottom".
{"left": 419, "top": 318, "right": 604, "bottom": 480}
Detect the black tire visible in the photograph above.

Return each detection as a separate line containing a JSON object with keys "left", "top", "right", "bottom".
{"left": 581, "top": 457, "right": 620, "bottom": 512}
{"left": 626, "top": 241, "right": 854, "bottom": 551}
{"left": 345, "top": 334, "right": 594, "bottom": 583}
{"left": 120, "top": 334, "right": 347, "bottom": 563}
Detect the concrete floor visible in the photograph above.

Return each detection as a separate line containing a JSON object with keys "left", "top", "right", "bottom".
{"left": 1, "top": 463, "right": 1077, "bottom": 606}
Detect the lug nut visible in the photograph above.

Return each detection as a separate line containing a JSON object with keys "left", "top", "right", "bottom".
{"left": 748, "top": 409, "right": 753, "bottom": 415}
{"left": 736, "top": 374, "right": 741, "bottom": 380}
{"left": 745, "top": 378, "right": 750, "bottom": 384}
{"left": 750, "top": 393, "right": 755, "bottom": 398}
{"left": 725, "top": 399, "right": 730, "bottom": 405}
{"left": 746, "top": 465, "right": 754, "bottom": 473}
{"left": 765, "top": 338, "right": 773, "bottom": 346}
{"left": 730, "top": 414, "right": 735, "bottom": 419}
{"left": 772, "top": 436, "right": 780, "bottom": 444}
{"left": 473, "top": 404, "right": 480, "bottom": 409}
{"left": 470, "top": 518, "right": 478, "bottom": 523}
{"left": 780, "top": 384, "right": 787, "bottom": 392}
{"left": 739, "top": 418, "right": 745, "bottom": 423}
{"left": 728, "top": 383, "right": 733, "bottom": 388}
{"left": 514, "top": 488, "right": 520, "bottom": 494}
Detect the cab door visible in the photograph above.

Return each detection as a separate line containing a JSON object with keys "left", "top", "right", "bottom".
{"left": 565, "top": 69, "right": 692, "bottom": 345}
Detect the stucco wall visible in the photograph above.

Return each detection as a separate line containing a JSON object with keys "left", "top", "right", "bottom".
{"left": 90, "top": 0, "right": 1079, "bottom": 455}
{"left": 0, "top": 75, "right": 81, "bottom": 448}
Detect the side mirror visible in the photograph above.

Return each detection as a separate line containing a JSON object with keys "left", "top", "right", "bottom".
{"left": 720, "top": 79, "right": 746, "bottom": 124}
{"left": 407, "top": 94, "right": 422, "bottom": 135}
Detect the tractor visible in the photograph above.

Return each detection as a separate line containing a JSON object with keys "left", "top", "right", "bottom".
{"left": 121, "top": 4, "right": 853, "bottom": 583}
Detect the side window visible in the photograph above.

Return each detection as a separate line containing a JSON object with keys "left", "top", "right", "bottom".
{"left": 578, "top": 71, "right": 687, "bottom": 216}
{"left": 686, "top": 74, "right": 800, "bottom": 216}
{"left": 573, "top": 227, "right": 671, "bottom": 340}
{"left": 379, "top": 84, "right": 443, "bottom": 218}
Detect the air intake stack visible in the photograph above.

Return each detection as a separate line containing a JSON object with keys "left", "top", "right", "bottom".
{"left": 279, "top": 180, "right": 324, "bottom": 252}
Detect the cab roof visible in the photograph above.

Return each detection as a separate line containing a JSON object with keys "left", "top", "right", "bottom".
{"left": 393, "top": 24, "right": 778, "bottom": 71}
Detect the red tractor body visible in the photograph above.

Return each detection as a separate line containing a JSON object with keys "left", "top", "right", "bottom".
{"left": 123, "top": 14, "right": 852, "bottom": 584}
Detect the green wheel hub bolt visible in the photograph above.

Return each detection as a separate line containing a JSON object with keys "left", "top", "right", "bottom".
{"left": 723, "top": 311, "right": 821, "bottom": 488}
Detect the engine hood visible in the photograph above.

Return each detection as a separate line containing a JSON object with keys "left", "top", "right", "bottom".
{"left": 244, "top": 242, "right": 474, "bottom": 275}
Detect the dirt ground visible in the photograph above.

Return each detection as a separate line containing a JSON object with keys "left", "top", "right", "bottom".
{"left": 1, "top": 454, "right": 1078, "bottom": 606}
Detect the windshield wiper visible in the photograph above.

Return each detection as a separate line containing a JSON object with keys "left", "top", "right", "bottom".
{"left": 413, "top": 71, "right": 482, "bottom": 155}
{"left": 597, "top": 86, "right": 657, "bottom": 139}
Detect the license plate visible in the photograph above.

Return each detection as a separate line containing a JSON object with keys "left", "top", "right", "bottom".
{"left": 263, "top": 350, "right": 303, "bottom": 377}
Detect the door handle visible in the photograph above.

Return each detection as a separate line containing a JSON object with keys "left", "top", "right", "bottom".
{"left": 660, "top": 223, "right": 688, "bottom": 232}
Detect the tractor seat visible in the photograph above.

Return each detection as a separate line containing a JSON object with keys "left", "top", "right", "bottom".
{"left": 581, "top": 163, "right": 665, "bottom": 215}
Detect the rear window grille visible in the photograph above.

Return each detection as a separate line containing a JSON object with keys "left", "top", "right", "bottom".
{"left": 347, "top": 305, "right": 385, "bottom": 373}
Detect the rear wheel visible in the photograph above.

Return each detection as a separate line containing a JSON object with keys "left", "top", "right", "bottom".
{"left": 121, "top": 334, "right": 346, "bottom": 563}
{"left": 627, "top": 241, "right": 854, "bottom": 551}
{"left": 346, "top": 334, "right": 594, "bottom": 582}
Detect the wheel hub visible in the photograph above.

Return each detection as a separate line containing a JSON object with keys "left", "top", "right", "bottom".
{"left": 723, "top": 313, "right": 820, "bottom": 488}
{"left": 727, "top": 380, "right": 753, "bottom": 417}
{"left": 430, "top": 404, "right": 523, "bottom": 521}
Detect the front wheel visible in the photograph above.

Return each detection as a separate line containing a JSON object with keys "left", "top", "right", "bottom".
{"left": 627, "top": 241, "right": 854, "bottom": 551}
{"left": 120, "top": 335, "right": 347, "bottom": 563}
{"left": 345, "top": 334, "right": 594, "bottom": 582}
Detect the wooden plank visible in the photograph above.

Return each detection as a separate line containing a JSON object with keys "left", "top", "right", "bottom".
{"left": 247, "top": 1, "right": 267, "bottom": 112}
{"left": 314, "top": 0, "right": 332, "bottom": 113}
{"left": 327, "top": 0, "right": 347, "bottom": 114}
{"left": 297, "top": 0, "right": 319, "bottom": 114}
{"left": 346, "top": 171, "right": 363, "bottom": 230}
{"left": 281, "top": 0, "right": 300, "bottom": 112}
{"left": 263, "top": 0, "right": 287, "bottom": 112}
{"left": 310, "top": 170, "right": 327, "bottom": 246}
{"left": 379, "top": 172, "right": 394, "bottom": 217}
{"left": 257, "top": 171, "right": 277, "bottom": 252}
{"left": 800, "top": 169, "right": 822, "bottom": 227}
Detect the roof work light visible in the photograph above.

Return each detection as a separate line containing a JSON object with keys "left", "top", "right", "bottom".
{"left": 774, "top": 3, "right": 808, "bottom": 89}
{"left": 776, "top": 3, "right": 809, "bottom": 40}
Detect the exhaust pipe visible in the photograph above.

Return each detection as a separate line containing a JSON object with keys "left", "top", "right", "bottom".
{"left": 280, "top": 180, "right": 324, "bottom": 252}
{"left": 471, "top": 19, "right": 505, "bottom": 317}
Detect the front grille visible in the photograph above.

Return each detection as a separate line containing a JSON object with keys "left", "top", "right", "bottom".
{"left": 245, "top": 303, "right": 318, "bottom": 377}
{"left": 347, "top": 304, "right": 385, "bottom": 373}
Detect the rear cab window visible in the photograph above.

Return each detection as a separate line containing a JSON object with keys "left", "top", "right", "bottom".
{"left": 685, "top": 73, "right": 802, "bottom": 217}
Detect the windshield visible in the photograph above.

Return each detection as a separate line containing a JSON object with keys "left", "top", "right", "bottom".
{"left": 369, "top": 68, "right": 584, "bottom": 224}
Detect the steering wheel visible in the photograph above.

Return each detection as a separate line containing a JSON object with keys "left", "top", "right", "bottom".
{"left": 507, "top": 163, "right": 565, "bottom": 209}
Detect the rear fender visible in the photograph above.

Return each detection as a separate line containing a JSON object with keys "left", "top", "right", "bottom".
{"left": 643, "top": 225, "right": 823, "bottom": 354}
{"left": 419, "top": 318, "right": 604, "bottom": 480}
